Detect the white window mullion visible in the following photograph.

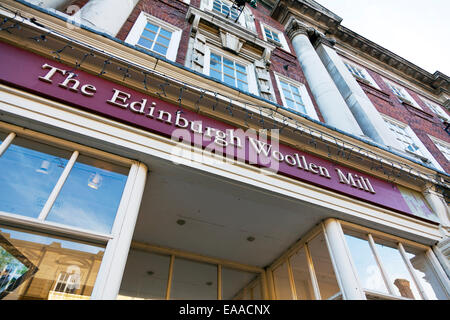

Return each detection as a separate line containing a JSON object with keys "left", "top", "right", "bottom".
{"left": 0, "top": 132, "right": 16, "bottom": 157}
{"left": 38, "top": 150, "right": 79, "bottom": 221}
{"left": 367, "top": 233, "right": 397, "bottom": 295}
{"left": 304, "top": 243, "right": 322, "bottom": 300}
{"left": 398, "top": 242, "right": 429, "bottom": 300}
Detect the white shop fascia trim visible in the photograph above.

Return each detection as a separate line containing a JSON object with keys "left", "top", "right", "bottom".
{"left": 0, "top": 84, "right": 443, "bottom": 244}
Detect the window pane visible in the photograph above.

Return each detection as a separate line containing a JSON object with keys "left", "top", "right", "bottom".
{"left": 210, "top": 69, "right": 222, "bottom": 81}
{"left": 290, "top": 247, "right": 315, "bottom": 300}
{"left": 403, "top": 246, "right": 447, "bottom": 300}
{"left": 156, "top": 35, "right": 170, "bottom": 48}
{"left": 118, "top": 250, "right": 170, "bottom": 300}
{"left": 373, "top": 238, "right": 421, "bottom": 299}
{"left": 308, "top": 232, "right": 340, "bottom": 299}
{"left": 272, "top": 261, "right": 292, "bottom": 299}
{"left": 141, "top": 29, "right": 156, "bottom": 42}
{"left": 153, "top": 43, "right": 168, "bottom": 56}
{"left": 46, "top": 155, "right": 129, "bottom": 234}
{"left": 224, "top": 74, "right": 235, "bottom": 87}
{"left": 0, "top": 137, "right": 71, "bottom": 218}
{"left": 237, "top": 81, "right": 248, "bottom": 92}
{"left": 145, "top": 22, "right": 159, "bottom": 33}
{"left": 343, "top": 232, "right": 389, "bottom": 294}
{"left": 170, "top": 258, "right": 217, "bottom": 300}
{"left": 159, "top": 28, "right": 172, "bottom": 39}
{"left": 0, "top": 225, "right": 104, "bottom": 300}
{"left": 235, "top": 63, "right": 246, "bottom": 74}
{"left": 222, "top": 267, "right": 258, "bottom": 300}
{"left": 137, "top": 37, "right": 154, "bottom": 49}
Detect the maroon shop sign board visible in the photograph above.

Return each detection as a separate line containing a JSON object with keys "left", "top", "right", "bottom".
{"left": 0, "top": 41, "right": 438, "bottom": 223}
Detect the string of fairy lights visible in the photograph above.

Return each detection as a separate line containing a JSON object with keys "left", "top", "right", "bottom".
{"left": 0, "top": 4, "right": 448, "bottom": 197}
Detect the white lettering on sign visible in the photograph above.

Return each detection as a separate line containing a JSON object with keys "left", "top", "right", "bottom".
{"left": 37, "top": 63, "right": 376, "bottom": 195}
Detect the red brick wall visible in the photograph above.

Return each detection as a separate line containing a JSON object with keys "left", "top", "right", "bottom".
{"left": 358, "top": 65, "right": 450, "bottom": 172}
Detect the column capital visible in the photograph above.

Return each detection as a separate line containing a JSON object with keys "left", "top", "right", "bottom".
{"left": 285, "top": 19, "right": 313, "bottom": 41}
{"left": 285, "top": 18, "right": 336, "bottom": 48}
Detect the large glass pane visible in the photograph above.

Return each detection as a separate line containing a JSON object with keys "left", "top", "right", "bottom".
{"left": 0, "top": 137, "right": 71, "bottom": 218}
{"left": 170, "top": 258, "right": 217, "bottom": 300}
{"left": 343, "top": 231, "right": 389, "bottom": 294}
{"left": 0, "top": 225, "right": 105, "bottom": 300}
{"left": 308, "top": 232, "right": 340, "bottom": 299}
{"left": 272, "top": 261, "right": 292, "bottom": 299}
{"left": 403, "top": 245, "right": 447, "bottom": 300}
{"left": 118, "top": 250, "right": 170, "bottom": 300}
{"left": 222, "top": 267, "right": 258, "bottom": 300}
{"left": 290, "top": 247, "right": 315, "bottom": 300}
{"left": 373, "top": 238, "right": 421, "bottom": 299}
{"left": 46, "top": 155, "right": 129, "bottom": 234}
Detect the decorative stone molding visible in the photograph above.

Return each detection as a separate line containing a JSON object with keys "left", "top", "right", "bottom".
{"left": 186, "top": 6, "right": 275, "bottom": 60}
{"left": 285, "top": 18, "right": 311, "bottom": 41}
{"left": 219, "top": 30, "right": 244, "bottom": 54}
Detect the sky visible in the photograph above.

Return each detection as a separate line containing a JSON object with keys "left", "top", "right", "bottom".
{"left": 313, "top": 0, "right": 450, "bottom": 76}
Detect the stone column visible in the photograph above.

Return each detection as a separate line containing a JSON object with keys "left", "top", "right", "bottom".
{"left": 423, "top": 185, "right": 450, "bottom": 277}
{"left": 286, "top": 20, "right": 364, "bottom": 138}
{"left": 26, "top": 0, "right": 74, "bottom": 11}
{"left": 312, "top": 35, "right": 402, "bottom": 148}
{"left": 75, "top": 0, "right": 140, "bottom": 36}
{"left": 323, "top": 218, "right": 367, "bottom": 300}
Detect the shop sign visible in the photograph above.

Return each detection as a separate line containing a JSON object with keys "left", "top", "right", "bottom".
{"left": 0, "top": 42, "right": 438, "bottom": 223}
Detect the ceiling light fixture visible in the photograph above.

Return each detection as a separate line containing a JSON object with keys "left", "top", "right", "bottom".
{"left": 176, "top": 219, "right": 186, "bottom": 226}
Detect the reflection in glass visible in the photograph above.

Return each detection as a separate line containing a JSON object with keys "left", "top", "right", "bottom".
{"left": 222, "top": 267, "right": 258, "bottom": 300}
{"left": 171, "top": 258, "right": 217, "bottom": 300}
{"left": 343, "top": 233, "right": 389, "bottom": 294}
{"left": 373, "top": 238, "right": 421, "bottom": 299}
{"left": 0, "top": 137, "right": 71, "bottom": 218}
{"left": 0, "top": 225, "right": 105, "bottom": 300}
{"left": 46, "top": 155, "right": 129, "bottom": 234}
{"left": 273, "top": 261, "right": 292, "bottom": 299}
{"left": 308, "top": 232, "right": 340, "bottom": 299}
{"left": 403, "top": 246, "right": 447, "bottom": 300}
{"left": 290, "top": 247, "right": 315, "bottom": 300}
{"left": 118, "top": 249, "right": 170, "bottom": 300}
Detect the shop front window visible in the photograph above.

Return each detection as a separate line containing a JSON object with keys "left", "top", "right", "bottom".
{"left": 342, "top": 224, "right": 449, "bottom": 300}
{"left": 46, "top": 155, "right": 129, "bottom": 234}
{"left": 270, "top": 228, "right": 341, "bottom": 300}
{"left": 0, "top": 137, "right": 71, "bottom": 218}
{"left": 118, "top": 246, "right": 265, "bottom": 300}
{"left": 0, "top": 133, "right": 129, "bottom": 234}
{"left": 0, "top": 225, "right": 105, "bottom": 300}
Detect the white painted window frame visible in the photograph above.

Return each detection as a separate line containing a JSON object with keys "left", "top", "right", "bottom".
{"left": 203, "top": 46, "right": 259, "bottom": 96}
{"left": 428, "top": 135, "right": 450, "bottom": 162}
{"left": 0, "top": 122, "right": 147, "bottom": 300}
{"left": 341, "top": 58, "right": 380, "bottom": 89}
{"left": 420, "top": 97, "right": 450, "bottom": 122}
{"left": 259, "top": 22, "right": 290, "bottom": 53}
{"left": 124, "top": 11, "right": 182, "bottom": 62}
{"left": 381, "top": 114, "right": 444, "bottom": 171}
{"left": 383, "top": 78, "right": 422, "bottom": 109}
{"left": 273, "top": 72, "right": 319, "bottom": 121}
